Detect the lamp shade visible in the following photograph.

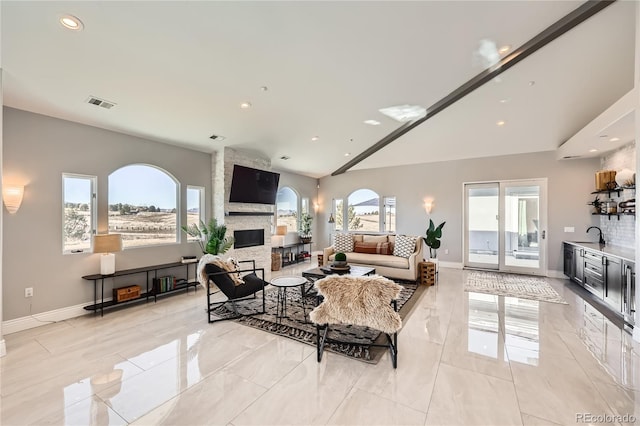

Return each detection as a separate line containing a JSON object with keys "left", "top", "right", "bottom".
{"left": 3, "top": 185, "right": 24, "bottom": 214}
{"left": 276, "top": 225, "right": 287, "bottom": 235}
{"left": 92, "top": 234, "right": 123, "bottom": 253}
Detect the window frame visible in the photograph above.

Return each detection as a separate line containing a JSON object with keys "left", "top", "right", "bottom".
{"left": 108, "top": 163, "right": 180, "bottom": 249}
{"left": 62, "top": 173, "right": 97, "bottom": 255}
{"left": 335, "top": 190, "right": 397, "bottom": 234}
{"left": 186, "top": 185, "right": 205, "bottom": 242}
{"left": 276, "top": 186, "right": 299, "bottom": 232}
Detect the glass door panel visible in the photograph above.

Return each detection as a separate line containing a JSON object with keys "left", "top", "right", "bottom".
{"left": 501, "top": 180, "right": 547, "bottom": 275}
{"left": 465, "top": 183, "right": 499, "bottom": 270}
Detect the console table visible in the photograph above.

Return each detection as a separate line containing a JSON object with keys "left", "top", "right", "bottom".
{"left": 82, "top": 261, "right": 198, "bottom": 316}
{"left": 271, "top": 241, "right": 312, "bottom": 267}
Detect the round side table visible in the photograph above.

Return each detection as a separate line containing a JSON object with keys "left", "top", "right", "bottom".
{"left": 271, "top": 276, "right": 309, "bottom": 323}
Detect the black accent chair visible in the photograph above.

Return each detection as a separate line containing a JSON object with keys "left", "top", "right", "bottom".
{"left": 205, "top": 260, "right": 267, "bottom": 323}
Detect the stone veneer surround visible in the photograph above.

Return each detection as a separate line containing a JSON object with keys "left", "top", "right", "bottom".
{"left": 212, "top": 147, "right": 274, "bottom": 280}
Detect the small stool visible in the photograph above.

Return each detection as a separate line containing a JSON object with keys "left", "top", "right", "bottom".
{"left": 317, "top": 254, "right": 324, "bottom": 266}
{"left": 419, "top": 261, "right": 436, "bottom": 286}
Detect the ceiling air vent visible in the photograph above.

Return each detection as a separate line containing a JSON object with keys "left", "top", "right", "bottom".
{"left": 209, "top": 134, "right": 226, "bottom": 141}
{"left": 86, "top": 96, "right": 116, "bottom": 109}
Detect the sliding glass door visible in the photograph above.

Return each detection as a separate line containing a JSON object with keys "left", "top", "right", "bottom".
{"left": 465, "top": 179, "right": 547, "bottom": 275}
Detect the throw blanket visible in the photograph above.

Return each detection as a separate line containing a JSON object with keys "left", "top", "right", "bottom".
{"left": 197, "top": 254, "right": 243, "bottom": 287}
{"left": 310, "top": 275, "right": 403, "bottom": 334}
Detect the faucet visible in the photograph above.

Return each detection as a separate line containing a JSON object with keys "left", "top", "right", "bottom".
{"left": 587, "top": 226, "right": 605, "bottom": 246}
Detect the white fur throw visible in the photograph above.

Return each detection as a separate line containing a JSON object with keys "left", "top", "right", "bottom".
{"left": 197, "top": 254, "right": 243, "bottom": 287}
{"left": 309, "top": 275, "right": 403, "bottom": 334}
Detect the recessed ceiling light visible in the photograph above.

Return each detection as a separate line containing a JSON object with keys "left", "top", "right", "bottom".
{"left": 260, "top": 86, "right": 268, "bottom": 92}
{"left": 499, "top": 98, "right": 509, "bottom": 104}
{"left": 364, "top": 119, "right": 381, "bottom": 126}
{"left": 609, "top": 137, "right": 620, "bottom": 142}
{"left": 528, "top": 81, "right": 536, "bottom": 86}
{"left": 344, "top": 152, "right": 351, "bottom": 157}
{"left": 240, "top": 102, "right": 252, "bottom": 109}
{"left": 60, "top": 14, "right": 83, "bottom": 31}
{"left": 589, "top": 149, "right": 598, "bottom": 153}
{"left": 311, "top": 136, "right": 319, "bottom": 141}
{"left": 496, "top": 120, "right": 506, "bottom": 127}
{"left": 498, "top": 45, "right": 511, "bottom": 54}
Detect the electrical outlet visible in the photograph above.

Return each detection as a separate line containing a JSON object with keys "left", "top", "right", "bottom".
{"left": 444, "top": 249, "right": 449, "bottom": 255}
{"left": 25, "top": 287, "right": 33, "bottom": 298}
{"left": 564, "top": 227, "right": 575, "bottom": 233}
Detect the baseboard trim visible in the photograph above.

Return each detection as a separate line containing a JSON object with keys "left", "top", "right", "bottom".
{"left": 0, "top": 339, "right": 6, "bottom": 357}
{"left": 439, "top": 261, "right": 463, "bottom": 269}
{"left": 3, "top": 302, "right": 89, "bottom": 335}
{"left": 547, "top": 270, "right": 566, "bottom": 279}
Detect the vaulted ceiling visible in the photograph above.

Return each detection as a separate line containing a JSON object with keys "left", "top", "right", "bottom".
{"left": 2, "top": 1, "right": 636, "bottom": 178}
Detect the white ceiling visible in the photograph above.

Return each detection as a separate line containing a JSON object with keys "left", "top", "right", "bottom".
{"left": 2, "top": 1, "right": 636, "bottom": 178}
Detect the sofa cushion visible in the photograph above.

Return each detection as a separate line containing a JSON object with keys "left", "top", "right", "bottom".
{"left": 353, "top": 234, "right": 364, "bottom": 243}
{"left": 388, "top": 235, "right": 396, "bottom": 244}
{"left": 363, "top": 235, "right": 388, "bottom": 243}
{"left": 334, "top": 233, "right": 354, "bottom": 253}
{"left": 354, "top": 241, "right": 394, "bottom": 255}
{"left": 393, "top": 235, "right": 418, "bottom": 258}
{"left": 331, "top": 252, "right": 410, "bottom": 269}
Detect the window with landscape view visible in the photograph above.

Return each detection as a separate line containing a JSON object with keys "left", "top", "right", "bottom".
{"left": 108, "top": 164, "right": 179, "bottom": 248}
{"left": 347, "top": 189, "right": 381, "bottom": 232}
{"left": 276, "top": 186, "right": 298, "bottom": 233}
{"left": 186, "top": 186, "right": 205, "bottom": 241}
{"left": 62, "top": 174, "right": 96, "bottom": 254}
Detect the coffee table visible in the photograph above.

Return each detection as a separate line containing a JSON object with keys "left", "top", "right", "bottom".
{"left": 271, "top": 276, "right": 309, "bottom": 323}
{"left": 302, "top": 265, "right": 376, "bottom": 280}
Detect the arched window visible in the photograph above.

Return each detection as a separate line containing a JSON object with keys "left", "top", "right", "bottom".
{"left": 276, "top": 186, "right": 298, "bottom": 233}
{"left": 108, "top": 164, "right": 179, "bottom": 248}
{"left": 347, "top": 189, "right": 380, "bottom": 232}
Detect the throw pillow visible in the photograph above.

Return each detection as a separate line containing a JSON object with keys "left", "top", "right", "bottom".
{"left": 354, "top": 241, "right": 394, "bottom": 255}
{"left": 333, "top": 233, "right": 354, "bottom": 253}
{"left": 393, "top": 235, "right": 417, "bottom": 258}
{"left": 210, "top": 258, "right": 244, "bottom": 286}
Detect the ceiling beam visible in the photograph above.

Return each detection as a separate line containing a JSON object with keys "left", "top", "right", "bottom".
{"left": 331, "top": 0, "right": 616, "bottom": 176}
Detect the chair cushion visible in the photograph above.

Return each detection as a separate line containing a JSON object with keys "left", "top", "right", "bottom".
{"left": 310, "top": 275, "right": 403, "bottom": 334}
{"left": 204, "top": 263, "right": 237, "bottom": 297}
{"left": 393, "top": 235, "right": 418, "bottom": 258}
{"left": 235, "top": 273, "right": 267, "bottom": 299}
{"left": 363, "top": 235, "right": 388, "bottom": 243}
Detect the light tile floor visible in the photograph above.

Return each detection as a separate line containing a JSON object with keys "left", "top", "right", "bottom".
{"left": 2, "top": 259, "right": 640, "bottom": 425}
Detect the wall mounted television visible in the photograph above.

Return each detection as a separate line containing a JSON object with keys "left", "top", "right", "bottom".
{"left": 228, "top": 164, "right": 280, "bottom": 205}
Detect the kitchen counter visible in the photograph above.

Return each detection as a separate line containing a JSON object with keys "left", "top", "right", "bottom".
{"left": 564, "top": 241, "right": 635, "bottom": 262}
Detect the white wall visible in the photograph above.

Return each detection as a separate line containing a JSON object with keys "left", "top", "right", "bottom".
{"left": 3, "top": 107, "right": 211, "bottom": 321}
{"left": 318, "top": 150, "right": 600, "bottom": 273}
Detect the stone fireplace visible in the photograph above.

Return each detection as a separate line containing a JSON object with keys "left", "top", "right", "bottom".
{"left": 212, "top": 147, "right": 274, "bottom": 280}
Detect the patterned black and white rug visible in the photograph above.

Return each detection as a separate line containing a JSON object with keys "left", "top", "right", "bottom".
{"left": 464, "top": 271, "right": 568, "bottom": 304}
{"left": 210, "top": 280, "right": 425, "bottom": 364}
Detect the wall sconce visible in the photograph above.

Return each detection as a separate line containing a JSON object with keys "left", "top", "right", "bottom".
{"left": 92, "top": 234, "right": 123, "bottom": 275}
{"left": 3, "top": 185, "right": 25, "bottom": 214}
{"left": 424, "top": 200, "right": 434, "bottom": 214}
{"left": 313, "top": 202, "right": 319, "bottom": 213}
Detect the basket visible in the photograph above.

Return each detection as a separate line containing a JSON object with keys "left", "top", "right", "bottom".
{"left": 271, "top": 252, "right": 282, "bottom": 271}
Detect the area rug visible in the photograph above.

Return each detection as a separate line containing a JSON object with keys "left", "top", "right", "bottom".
{"left": 210, "top": 280, "right": 425, "bottom": 364}
{"left": 464, "top": 271, "right": 567, "bottom": 304}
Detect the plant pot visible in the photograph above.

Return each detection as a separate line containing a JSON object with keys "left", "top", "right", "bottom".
{"left": 300, "top": 236, "right": 312, "bottom": 243}
{"left": 332, "top": 260, "right": 348, "bottom": 268}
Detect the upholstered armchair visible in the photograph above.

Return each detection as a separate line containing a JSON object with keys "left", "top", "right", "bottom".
{"left": 202, "top": 258, "right": 267, "bottom": 323}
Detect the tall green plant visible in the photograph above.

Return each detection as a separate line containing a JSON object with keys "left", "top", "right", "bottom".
{"left": 181, "top": 218, "right": 234, "bottom": 255}
{"left": 424, "top": 219, "right": 445, "bottom": 258}
{"left": 299, "top": 212, "right": 313, "bottom": 237}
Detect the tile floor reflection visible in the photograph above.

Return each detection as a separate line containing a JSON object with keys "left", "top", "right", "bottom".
{"left": 2, "top": 261, "right": 640, "bottom": 425}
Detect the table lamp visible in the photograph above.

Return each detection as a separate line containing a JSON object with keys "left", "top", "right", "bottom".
{"left": 92, "top": 234, "right": 123, "bottom": 275}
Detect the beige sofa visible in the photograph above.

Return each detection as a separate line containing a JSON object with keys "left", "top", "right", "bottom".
{"left": 323, "top": 234, "right": 423, "bottom": 281}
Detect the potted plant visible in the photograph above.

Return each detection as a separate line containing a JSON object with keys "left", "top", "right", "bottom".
{"left": 181, "top": 218, "right": 234, "bottom": 255}
{"left": 424, "top": 219, "right": 446, "bottom": 259}
{"left": 299, "top": 212, "right": 313, "bottom": 243}
{"left": 588, "top": 195, "right": 603, "bottom": 214}
{"left": 333, "top": 252, "right": 348, "bottom": 267}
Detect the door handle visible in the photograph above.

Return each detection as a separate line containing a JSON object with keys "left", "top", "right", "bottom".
{"left": 542, "top": 230, "right": 546, "bottom": 239}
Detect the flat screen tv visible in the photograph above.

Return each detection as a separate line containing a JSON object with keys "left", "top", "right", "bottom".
{"left": 228, "top": 164, "right": 280, "bottom": 205}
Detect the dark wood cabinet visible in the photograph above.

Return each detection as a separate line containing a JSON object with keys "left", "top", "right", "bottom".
{"left": 574, "top": 246, "right": 584, "bottom": 284}
{"left": 604, "top": 255, "right": 623, "bottom": 311}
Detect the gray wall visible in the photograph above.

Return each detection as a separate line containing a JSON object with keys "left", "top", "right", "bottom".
{"left": 276, "top": 170, "right": 319, "bottom": 236}
{"left": 3, "top": 107, "right": 211, "bottom": 320}
{"left": 318, "top": 150, "right": 601, "bottom": 273}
